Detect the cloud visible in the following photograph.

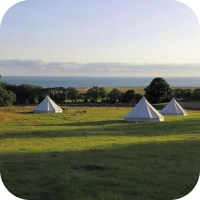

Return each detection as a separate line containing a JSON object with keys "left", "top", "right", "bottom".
{"left": 0, "top": 59, "right": 200, "bottom": 76}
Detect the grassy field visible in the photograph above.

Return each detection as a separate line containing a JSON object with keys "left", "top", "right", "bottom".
{"left": 0, "top": 106, "right": 200, "bottom": 200}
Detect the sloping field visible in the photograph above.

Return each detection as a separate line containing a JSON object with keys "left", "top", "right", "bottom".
{"left": 0, "top": 106, "right": 200, "bottom": 200}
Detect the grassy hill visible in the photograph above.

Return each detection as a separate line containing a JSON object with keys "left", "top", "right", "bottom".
{"left": 0, "top": 106, "right": 200, "bottom": 200}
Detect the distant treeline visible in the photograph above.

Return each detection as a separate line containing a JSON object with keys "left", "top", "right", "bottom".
{"left": 1, "top": 83, "right": 143, "bottom": 105}
{"left": 0, "top": 76, "right": 200, "bottom": 107}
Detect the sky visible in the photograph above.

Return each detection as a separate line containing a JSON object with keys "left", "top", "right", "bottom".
{"left": 0, "top": 0, "right": 200, "bottom": 76}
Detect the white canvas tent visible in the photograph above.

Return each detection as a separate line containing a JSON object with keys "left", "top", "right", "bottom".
{"left": 33, "top": 96, "right": 63, "bottom": 113}
{"left": 160, "top": 98, "right": 187, "bottom": 116}
{"left": 125, "top": 97, "right": 164, "bottom": 122}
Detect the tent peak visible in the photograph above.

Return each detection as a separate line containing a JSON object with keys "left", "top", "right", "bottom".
{"left": 33, "top": 95, "right": 62, "bottom": 113}
{"left": 161, "top": 98, "right": 187, "bottom": 116}
{"left": 124, "top": 96, "right": 164, "bottom": 122}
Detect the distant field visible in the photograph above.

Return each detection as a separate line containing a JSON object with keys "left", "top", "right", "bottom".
{"left": 0, "top": 106, "right": 200, "bottom": 200}
{"left": 77, "top": 87, "right": 199, "bottom": 94}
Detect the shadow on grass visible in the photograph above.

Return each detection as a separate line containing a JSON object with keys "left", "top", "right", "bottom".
{"left": 18, "top": 111, "right": 34, "bottom": 115}
{"left": 1, "top": 118, "right": 200, "bottom": 140}
{"left": 34, "top": 120, "right": 126, "bottom": 126}
{"left": 0, "top": 120, "right": 200, "bottom": 139}
{"left": 0, "top": 140, "right": 199, "bottom": 200}
{"left": 18, "top": 111, "right": 70, "bottom": 115}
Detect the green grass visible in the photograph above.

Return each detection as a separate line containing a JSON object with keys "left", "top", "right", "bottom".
{"left": 0, "top": 106, "right": 200, "bottom": 200}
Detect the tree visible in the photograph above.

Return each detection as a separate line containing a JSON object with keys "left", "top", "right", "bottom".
{"left": 67, "top": 87, "right": 78, "bottom": 103}
{"left": 0, "top": 87, "right": 16, "bottom": 106}
{"left": 2, "top": 83, "right": 71, "bottom": 104}
{"left": 86, "top": 86, "right": 100, "bottom": 102}
{"left": 99, "top": 87, "right": 107, "bottom": 101}
{"left": 182, "top": 89, "right": 192, "bottom": 100}
{"left": 108, "top": 89, "right": 121, "bottom": 103}
{"left": 77, "top": 92, "right": 87, "bottom": 102}
{"left": 3, "top": 83, "right": 43, "bottom": 104}
{"left": 144, "top": 78, "right": 173, "bottom": 103}
{"left": 0, "top": 77, "right": 16, "bottom": 106}
{"left": 121, "top": 89, "right": 135, "bottom": 102}
{"left": 56, "top": 87, "right": 68, "bottom": 103}
{"left": 134, "top": 93, "right": 143, "bottom": 103}
{"left": 192, "top": 89, "right": 200, "bottom": 101}
{"left": 173, "top": 89, "right": 184, "bottom": 99}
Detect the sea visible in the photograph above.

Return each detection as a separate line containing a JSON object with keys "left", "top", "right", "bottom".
{"left": 1, "top": 76, "right": 200, "bottom": 88}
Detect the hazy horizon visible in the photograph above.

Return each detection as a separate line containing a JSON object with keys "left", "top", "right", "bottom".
{"left": 1, "top": 59, "right": 200, "bottom": 77}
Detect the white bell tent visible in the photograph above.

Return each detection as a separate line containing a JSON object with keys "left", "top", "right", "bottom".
{"left": 125, "top": 97, "right": 164, "bottom": 122}
{"left": 33, "top": 96, "right": 63, "bottom": 113}
{"left": 160, "top": 98, "right": 187, "bottom": 116}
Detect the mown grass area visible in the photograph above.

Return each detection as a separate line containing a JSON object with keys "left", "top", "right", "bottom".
{"left": 0, "top": 106, "right": 200, "bottom": 200}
